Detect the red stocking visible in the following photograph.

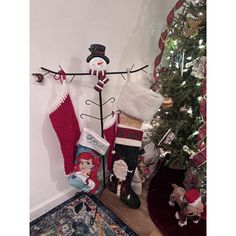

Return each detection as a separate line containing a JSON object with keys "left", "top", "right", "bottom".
{"left": 49, "top": 70, "right": 80, "bottom": 175}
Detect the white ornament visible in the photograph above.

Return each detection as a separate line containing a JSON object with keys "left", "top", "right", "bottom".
{"left": 164, "top": 132, "right": 176, "bottom": 144}
{"left": 159, "top": 148, "right": 171, "bottom": 159}
{"left": 191, "top": 56, "right": 206, "bottom": 79}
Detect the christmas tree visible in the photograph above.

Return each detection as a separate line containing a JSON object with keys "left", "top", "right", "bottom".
{"left": 151, "top": 0, "right": 206, "bottom": 203}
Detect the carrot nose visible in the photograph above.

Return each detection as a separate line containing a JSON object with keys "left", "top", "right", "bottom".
{"left": 97, "top": 61, "right": 104, "bottom": 65}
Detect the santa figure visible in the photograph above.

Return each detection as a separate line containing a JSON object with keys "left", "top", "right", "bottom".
{"left": 86, "top": 44, "right": 110, "bottom": 92}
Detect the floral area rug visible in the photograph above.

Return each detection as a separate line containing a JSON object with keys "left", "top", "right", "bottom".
{"left": 30, "top": 192, "right": 137, "bottom": 236}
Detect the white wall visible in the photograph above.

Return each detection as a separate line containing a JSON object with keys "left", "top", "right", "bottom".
{"left": 30, "top": 0, "right": 177, "bottom": 220}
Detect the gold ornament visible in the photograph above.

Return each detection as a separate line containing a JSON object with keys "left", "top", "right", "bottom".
{"left": 183, "top": 16, "right": 204, "bottom": 38}
{"left": 162, "top": 96, "right": 173, "bottom": 109}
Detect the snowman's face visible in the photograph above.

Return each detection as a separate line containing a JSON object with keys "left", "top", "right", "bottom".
{"left": 89, "top": 57, "right": 107, "bottom": 71}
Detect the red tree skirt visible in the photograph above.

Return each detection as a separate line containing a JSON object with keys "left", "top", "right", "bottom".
{"left": 147, "top": 164, "right": 206, "bottom": 236}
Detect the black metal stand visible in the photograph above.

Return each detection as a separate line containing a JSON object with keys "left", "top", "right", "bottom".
{"left": 99, "top": 92, "right": 106, "bottom": 188}
{"left": 80, "top": 95, "right": 116, "bottom": 190}
{"left": 79, "top": 91, "right": 115, "bottom": 226}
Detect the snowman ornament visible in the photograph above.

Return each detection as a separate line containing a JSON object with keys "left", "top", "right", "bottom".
{"left": 86, "top": 44, "right": 110, "bottom": 92}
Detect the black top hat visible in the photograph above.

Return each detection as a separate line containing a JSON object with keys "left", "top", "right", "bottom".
{"left": 86, "top": 44, "right": 110, "bottom": 64}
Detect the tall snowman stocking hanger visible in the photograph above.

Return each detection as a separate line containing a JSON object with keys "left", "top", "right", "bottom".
{"left": 32, "top": 43, "right": 151, "bottom": 212}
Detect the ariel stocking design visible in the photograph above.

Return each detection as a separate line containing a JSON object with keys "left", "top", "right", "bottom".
{"left": 69, "top": 145, "right": 101, "bottom": 194}
{"left": 108, "top": 124, "right": 143, "bottom": 208}
{"left": 49, "top": 70, "right": 80, "bottom": 175}
{"left": 69, "top": 128, "right": 109, "bottom": 194}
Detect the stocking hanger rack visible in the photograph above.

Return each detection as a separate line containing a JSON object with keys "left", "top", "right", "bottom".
{"left": 32, "top": 64, "right": 148, "bottom": 224}
{"left": 32, "top": 64, "right": 148, "bottom": 83}
{"left": 33, "top": 64, "right": 148, "bottom": 186}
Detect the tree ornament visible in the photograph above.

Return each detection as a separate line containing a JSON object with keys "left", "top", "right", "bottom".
{"left": 196, "top": 138, "right": 205, "bottom": 151}
{"left": 198, "top": 123, "right": 206, "bottom": 141}
{"left": 159, "top": 147, "right": 171, "bottom": 159}
{"left": 164, "top": 132, "right": 175, "bottom": 145}
{"left": 189, "top": 145, "right": 206, "bottom": 168}
{"left": 191, "top": 56, "right": 206, "bottom": 79}
{"left": 200, "top": 97, "right": 206, "bottom": 122}
{"left": 150, "top": 80, "right": 161, "bottom": 92}
{"left": 183, "top": 145, "right": 195, "bottom": 156}
{"left": 160, "top": 67, "right": 169, "bottom": 73}
{"left": 162, "top": 96, "right": 173, "bottom": 109}
{"left": 183, "top": 16, "right": 204, "bottom": 38}
{"left": 183, "top": 168, "right": 199, "bottom": 190}
{"left": 157, "top": 128, "right": 172, "bottom": 146}
{"left": 179, "top": 105, "right": 188, "bottom": 112}
{"left": 185, "top": 57, "right": 199, "bottom": 69}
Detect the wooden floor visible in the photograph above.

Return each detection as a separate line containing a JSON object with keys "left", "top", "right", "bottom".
{"left": 100, "top": 188, "right": 163, "bottom": 236}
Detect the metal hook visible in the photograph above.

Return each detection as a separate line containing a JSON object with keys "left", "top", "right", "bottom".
{"left": 102, "top": 97, "right": 115, "bottom": 106}
{"left": 70, "top": 75, "right": 76, "bottom": 83}
{"left": 130, "top": 64, "right": 135, "bottom": 71}
{"left": 32, "top": 71, "right": 50, "bottom": 83}
{"left": 116, "top": 109, "right": 121, "bottom": 114}
{"left": 80, "top": 113, "right": 101, "bottom": 120}
{"left": 103, "top": 113, "right": 114, "bottom": 120}
{"left": 32, "top": 73, "right": 44, "bottom": 83}
{"left": 85, "top": 99, "right": 100, "bottom": 107}
{"left": 103, "top": 109, "right": 121, "bottom": 120}
{"left": 120, "top": 74, "right": 126, "bottom": 80}
{"left": 142, "top": 69, "right": 148, "bottom": 73}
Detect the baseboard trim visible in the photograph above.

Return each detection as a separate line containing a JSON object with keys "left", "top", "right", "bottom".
{"left": 30, "top": 187, "right": 78, "bottom": 221}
